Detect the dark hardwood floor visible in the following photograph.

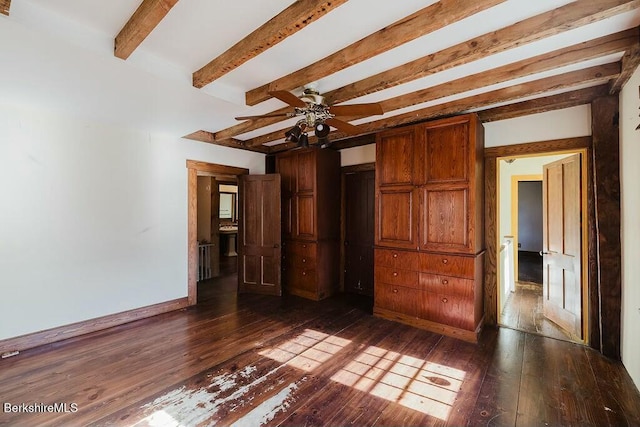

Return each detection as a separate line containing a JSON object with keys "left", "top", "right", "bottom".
{"left": 2, "top": 268, "right": 640, "bottom": 426}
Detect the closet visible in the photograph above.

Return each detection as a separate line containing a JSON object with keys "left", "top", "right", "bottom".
{"left": 275, "top": 147, "right": 341, "bottom": 300}
{"left": 374, "top": 113, "right": 485, "bottom": 342}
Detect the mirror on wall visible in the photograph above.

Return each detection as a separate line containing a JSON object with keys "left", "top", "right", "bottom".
{"left": 219, "top": 183, "right": 238, "bottom": 223}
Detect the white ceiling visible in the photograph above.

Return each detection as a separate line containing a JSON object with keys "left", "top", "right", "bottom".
{"left": 1, "top": 0, "right": 639, "bottom": 144}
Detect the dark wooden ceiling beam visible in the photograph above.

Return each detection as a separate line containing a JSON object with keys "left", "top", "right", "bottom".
{"left": 245, "top": 0, "right": 505, "bottom": 106}
{"left": 253, "top": 63, "right": 620, "bottom": 149}
{"left": 216, "top": 28, "right": 636, "bottom": 143}
{"left": 321, "top": 0, "right": 640, "bottom": 106}
{"left": 183, "top": 130, "right": 270, "bottom": 153}
{"left": 608, "top": 27, "right": 640, "bottom": 93}
{"left": 1, "top": 0, "right": 11, "bottom": 16}
{"left": 478, "top": 85, "right": 610, "bottom": 122}
{"left": 115, "top": 0, "right": 179, "bottom": 60}
{"left": 192, "top": 0, "right": 347, "bottom": 89}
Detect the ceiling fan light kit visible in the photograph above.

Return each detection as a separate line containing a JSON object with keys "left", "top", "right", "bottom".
{"left": 235, "top": 86, "right": 384, "bottom": 150}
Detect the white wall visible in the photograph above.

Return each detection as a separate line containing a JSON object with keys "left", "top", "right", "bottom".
{"left": 0, "top": 104, "right": 264, "bottom": 340}
{"left": 620, "top": 65, "right": 640, "bottom": 390}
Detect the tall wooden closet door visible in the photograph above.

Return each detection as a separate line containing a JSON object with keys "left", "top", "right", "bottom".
{"left": 375, "top": 127, "right": 418, "bottom": 249}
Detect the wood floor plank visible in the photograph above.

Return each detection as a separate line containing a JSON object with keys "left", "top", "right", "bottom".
{"left": 469, "top": 327, "right": 525, "bottom": 426}
{"left": 586, "top": 348, "right": 640, "bottom": 426}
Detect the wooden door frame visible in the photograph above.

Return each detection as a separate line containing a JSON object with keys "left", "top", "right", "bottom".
{"left": 485, "top": 137, "right": 598, "bottom": 344}
{"left": 186, "top": 160, "right": 249, "bottom": 305}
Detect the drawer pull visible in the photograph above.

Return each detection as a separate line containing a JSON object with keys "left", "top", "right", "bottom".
{"left": 302, "top": 271, "right": 307, "bottom": 276}
{"left": 393, "top": 272, "right": 398, "bottom": 277}
{"left": 302, "top": 258, "right": 306, "bottom": 263}
{"left": 441, "top": 297, "right": 448, "bottom": 303}
{"left": 442, "top": 279, "right": 448, "bottom": 285}
{"left": 393, "top": 253, "right": 398, "bottom": 258}
{"left": 393, "top": 288, "right": 399, "bottom": 294}
{"left": 302, "top": 244, "right": 307, "bottom": 248}
{"left": 442, "top": 259, "right": 448, "bottom": 264}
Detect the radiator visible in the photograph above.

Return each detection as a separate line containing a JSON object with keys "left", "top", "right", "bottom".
{"left": 198, "top": 243, "right": 215, "bottom": 281}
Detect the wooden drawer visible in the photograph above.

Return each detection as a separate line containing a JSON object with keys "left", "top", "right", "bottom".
{"left": 285, "top": 253, "right": 317, "bottom": 270}
{"left": 288, "top": 267, "right": 317, "bottom": 292}
{"left": 420, "top": 273, "right": 473, "bottom": 296}
{"left": 375, "top": 249, "right": 419, "bottom": 271}
{"left": 285, "top": 241, "right": 317, "bottom": 257}
{"left": 375, "top": 265, "right": 420, "bottom": 289}
{"left": 420, "top": 252, "right": 475, "bottom": 278}
{"left": 423, "top": 292, "right": 475, "bottom": 330}
{"left": 374, "top": 283, "right": 420, "bottom": 317}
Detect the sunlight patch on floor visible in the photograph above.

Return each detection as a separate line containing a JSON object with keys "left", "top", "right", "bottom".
{"left": 259, "top": 328, "right": 352, "bottom": 372}
{"left": 330, "top": 345, "right": 466, "bottom": 420}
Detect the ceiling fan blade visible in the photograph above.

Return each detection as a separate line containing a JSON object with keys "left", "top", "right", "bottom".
{"left": 235, "top": 112, "right": 293, "bottom": 120}
{"left": 325, "top": 118, "right": 360, "bottom": 135}
{"left": 269, "top": 90, "right": 307, "bottom": 108}
{"left": 329, "top": 103, "right": 383, "bottom": 117}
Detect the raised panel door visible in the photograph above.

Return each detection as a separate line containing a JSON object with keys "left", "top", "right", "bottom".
{"left": 419, "top": 186, "right": 470, "bottom": 253}
{"left": 416, "top": 119, "right": 469, "bottom": 185}
{"left": 277, "top": 154, "right": 296, "bottom": 239}
{"left": 295, "top": 193, "right": 315, "bottom": 240}
{"left": 375, "top": 186, "right": 417, "bottom": 249}
{"left": 376, "top": 127, "right": 415, "bottom": 187}
{"left": 296, "top": 150, "right": 316, "bottom": 192}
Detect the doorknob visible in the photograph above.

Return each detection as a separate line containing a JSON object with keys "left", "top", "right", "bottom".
{"left": 539, "top": 251, "right": 550, "bottom": 256}
{"left": 274, "top": 244, "right": 280, "bottom": 248}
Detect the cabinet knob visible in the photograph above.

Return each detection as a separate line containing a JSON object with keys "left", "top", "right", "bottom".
{"left": 303, "top": 244, "right": 307, "bottom": 248}
{"left": 442, "top": 258, "right": 449, "bottom": 264}
{"left": 393, "top": 288, "right": 399, "bottom": 294}
{"left": 393, "top": 272, "right": 398, "bottom": 277}
{"left": 302, "top": 271, "right": 307, "bottom": 276}
{"left": 302, "top": 258, "right": 306, "bottom": 263}
{"left": 393, "top": 253, "right": 398, "bottom": 258}
{"left": 442, "top": 297, "right": 448, "bottom": 303}
{"left": 442, "top": 279, "right": 448, "bottom": 285}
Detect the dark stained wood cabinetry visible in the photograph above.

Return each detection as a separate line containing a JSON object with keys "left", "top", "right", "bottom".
{"left": 276, "top": 147, "right": 341, "bottom": 300}
{"left": 374, "top": 114, "right": 485, "bottom": 342}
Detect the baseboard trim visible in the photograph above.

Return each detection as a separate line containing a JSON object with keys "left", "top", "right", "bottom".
{"left": 0, "top": 297, "right": 190, "bottom": 354}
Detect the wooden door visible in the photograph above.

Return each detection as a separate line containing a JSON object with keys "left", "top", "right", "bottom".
{"left": 344, "top": 170, "right": 375, "bottom": 295}
{"left": 238, "top": 174, "right": 282, "bottom": 296}
{"left": 295, "top": 150, "right": 316, "bottom": 240}
{"left": 375, "top": 127, "right": 418, "bottom": 249}
{"left": 542, "top": 154, "right": 582, "bottom": 339}
{"left": 276, "top": 154, "right": 296, "bottom": 240}
{"left": 416, "top": 118, "right": 472, "bottom": 253}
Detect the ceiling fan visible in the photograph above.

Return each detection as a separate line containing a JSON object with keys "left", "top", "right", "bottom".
{"left": 235, "top": 87, "right": 384, "bottom": 148}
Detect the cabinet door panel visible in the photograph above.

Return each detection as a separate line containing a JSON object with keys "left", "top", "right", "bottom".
{"left": 297, "top": 151, "right": 315, "bottom": 192}
{"left": 277, "top": 155, "right": 296, "bottom": 239}
{"left": 295, "top": 194, "right": 315, "bottom": 239}
{"left": 375, "top": 186, "right": 416, "bottom": 249}
{"left": 420, "top": 187, "right": 470, "bottom": 252}
{"left": 417, "top": 121, "right": 469, "bottom": 184}
{"left": 376, "top": 127, "right": 415, "bottom": 187}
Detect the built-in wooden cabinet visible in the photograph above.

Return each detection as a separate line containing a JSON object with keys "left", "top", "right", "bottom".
{"left": 275, "top": 147, "right": 340, "bottom": 300}
{"left": 374, "top": 114, "right": 485, "bottom": 342}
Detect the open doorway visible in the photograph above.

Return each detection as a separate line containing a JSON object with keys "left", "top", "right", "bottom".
{"left": 186, "top": 160, "right": 248, "bottom": 305}
{"left": 497, "top": 151, "right": 588, "bottom": 343}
